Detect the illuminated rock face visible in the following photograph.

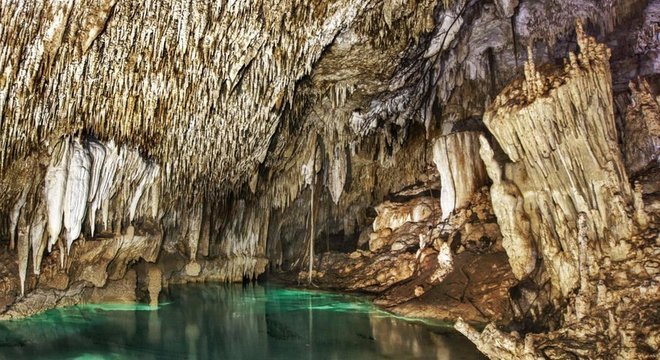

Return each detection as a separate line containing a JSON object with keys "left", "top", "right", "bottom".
{"left": 483, "top": 23, "right": 638, "bottom": 296}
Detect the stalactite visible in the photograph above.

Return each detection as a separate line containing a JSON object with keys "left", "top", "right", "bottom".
{"left": 16, "top": 205, "right": 29, "bottom": 296}
{"left": 327, "top": 143, "right": 347, "bottom": 205}
{"left": 45, "top": 139, "right": 70, "bottom": 252}
{"left": 29, "top": 199, "right": 47, "bottom": 275}
{"left": 128, "top": 163, "right": 158, "bottom": 223}
{"left": 432, "top": 131, "right": 488, "bottom": 220}
{"left": 95, "top": 141, "right": 122, "bottom": 231}
{"left": 63, "top": 139, "right": 91, "bottom": 256}
{"left": 87, "top": 139, "right": 106, "bottom": 204}
{"left": 9, "top": 185, "right": 29, "bottom": 251}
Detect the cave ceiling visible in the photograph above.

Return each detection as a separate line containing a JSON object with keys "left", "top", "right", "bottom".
{"left": 0, "top": 0, "right": 653, "bottom": 205}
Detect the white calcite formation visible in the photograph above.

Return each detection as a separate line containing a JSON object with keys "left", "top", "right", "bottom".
{"left": 9, "top": 185, "right": 29, "bottom": 251}
{"left": 45, "top": 140, "right": 70, "bottom": 252}
{"left": 29, "top": 200, "right": 48, "bottom": 275}
{"left": 9, "top": 136, "right": 163, "bottom": 281}
{"left": 458, "top": 22, "right": 660, "bottom": 359}
{"left": 63, "top": 139, "right": 92, "bottom": 257}
{"left": 16, "top": 205, "right": 29, "bottom": 296}
{"left": 432, "top": 131, "right": 488, "bottom": 220}
{"left": 327, "top": 144, "right": 347, "bottom": 205}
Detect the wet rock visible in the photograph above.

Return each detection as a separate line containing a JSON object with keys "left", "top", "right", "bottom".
{"left": 184, "top": 261, "right": 202, "bottom": 277}
{"left": 147, "top": 265, "right": 162, "bottom": 307}
{"left": 84, "top": 269, "right": 137, "bottom": 304}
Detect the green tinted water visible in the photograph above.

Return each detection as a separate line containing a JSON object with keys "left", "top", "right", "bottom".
{"left": 0, "top": 283, "right": 485, "bottom": 359}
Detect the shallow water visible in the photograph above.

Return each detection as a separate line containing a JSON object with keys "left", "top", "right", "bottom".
{"left": 0, "top": 283, "right": 485, "bottom": 360}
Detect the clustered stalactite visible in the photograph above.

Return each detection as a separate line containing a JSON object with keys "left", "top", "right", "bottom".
{"left": 0, "top": 0, "right": 439, "bottom": 199}
{"left": 1, "top": 136, "right": 161, "bottom": 298}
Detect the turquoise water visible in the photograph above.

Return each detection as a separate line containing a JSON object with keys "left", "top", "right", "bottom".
{"left": 0, "top": 283, "right": 484, "bottom": 359}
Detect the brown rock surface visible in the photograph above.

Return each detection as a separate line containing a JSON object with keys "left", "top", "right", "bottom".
{"left": 623, "top": 78, "right": 660, "bottom": 176}
{"left": 307, "top": 186, "right": 517, "bottom": 325}
{"left": 84, "top": 269, "right": 137, "bottom": 304}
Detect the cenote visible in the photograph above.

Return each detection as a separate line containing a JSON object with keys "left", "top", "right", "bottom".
{"left": 0, "top": 283, "right": 484, "bottom": 359}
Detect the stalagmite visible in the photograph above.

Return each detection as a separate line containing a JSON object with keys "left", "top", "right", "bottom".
{"left": 184, "top": 201, "right": 203, "bottom": 277}
{"left": 574, "top": 212, "right": 591, "bottom": 320}
{"left": 430, "top": 242, "right": 454, "bottom": 283}
{"left": 432, "top": 131, "right": 488, "bottom": 220}
{"left": 148, "top": 265, "right": 162, "bottom": 307}
{"left": 187, "top": 202, "right": 202, "bottom": 262}
{"left": 63, "top": 139, "right": 91, "bottom": 256}
{"left": 45, "top": 139, "right": 70, "bottom": 252}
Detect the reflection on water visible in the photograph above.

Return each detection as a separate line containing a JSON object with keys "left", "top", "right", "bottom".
{"left": 0, "top": 283, "right": 484, "bottom": 360}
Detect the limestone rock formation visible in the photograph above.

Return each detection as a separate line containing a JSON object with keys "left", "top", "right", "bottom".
{"left": 432, "top": 131, "right": 488, "bottom": 220}
{"left": 457, "top": 22, "right": 660, "bottom": 359}
{"left": 479, "top": 135, "right": 535, "bottom": 281}
{"left": 483, "top": 22, "right": 638, "bottom": 298}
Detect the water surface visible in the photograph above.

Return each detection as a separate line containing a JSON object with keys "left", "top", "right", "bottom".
{"left": 0, "top": 283, "right": 484, "bottom": 359}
